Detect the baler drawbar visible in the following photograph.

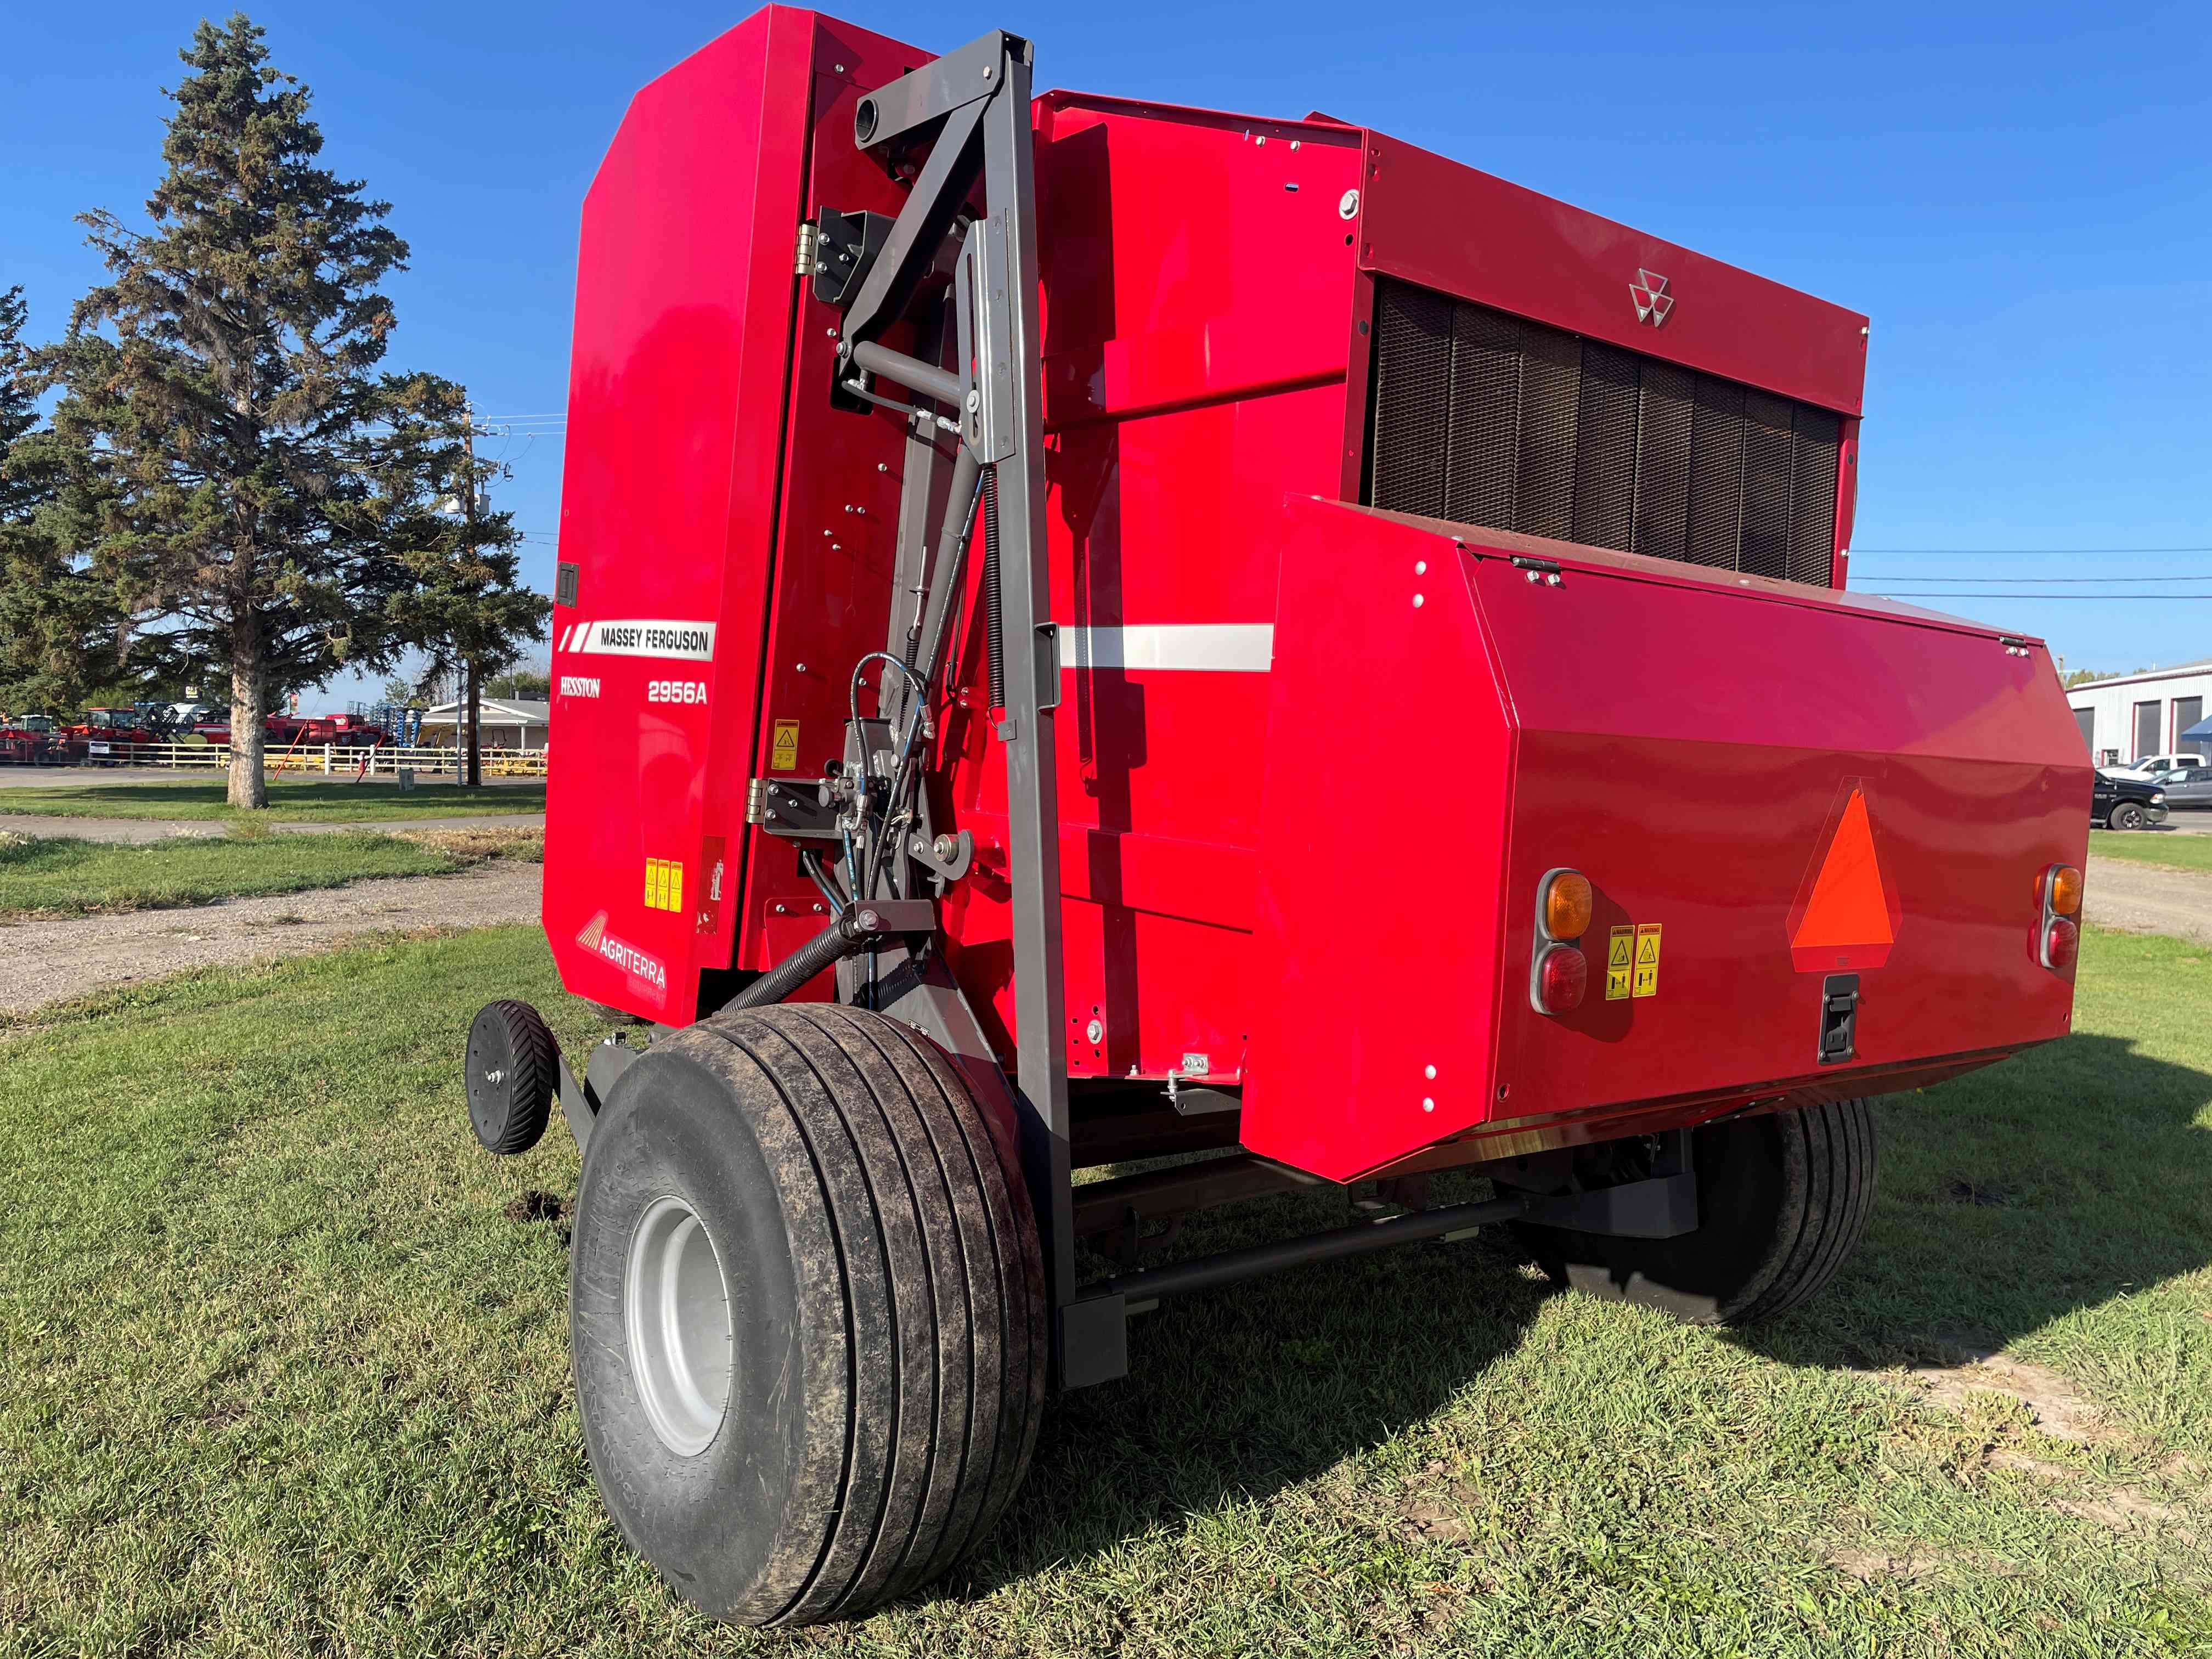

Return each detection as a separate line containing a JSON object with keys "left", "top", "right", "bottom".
{"left": 458, "top": 12, "right": 2091, "bottom": 1625}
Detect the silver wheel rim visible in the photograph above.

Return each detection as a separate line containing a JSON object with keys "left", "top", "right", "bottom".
{"left": 623, "top": 1194, "right": 733, "bottom": 1457}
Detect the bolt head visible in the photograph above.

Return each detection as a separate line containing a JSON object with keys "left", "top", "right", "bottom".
{"left": 1338, "top": 189, "right": 1361, "bottom": 219}
{"left": 1085, "top": 1018, "right": 1104, "bottom": 1043}
{"left": 857, "top": 908, "right": 881, "bottom": 930}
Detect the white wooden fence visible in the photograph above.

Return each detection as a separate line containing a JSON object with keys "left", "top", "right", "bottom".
{"left": 54, "top": 741, "right": 549, "bottom": 778}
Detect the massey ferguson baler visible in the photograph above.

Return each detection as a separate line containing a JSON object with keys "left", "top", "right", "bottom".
{"left": 459, "top": 10, "right": 2091, "bottom": 1626}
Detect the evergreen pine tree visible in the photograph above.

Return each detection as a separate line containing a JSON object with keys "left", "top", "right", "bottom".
{"left": 375, "top": 376, "right": 549, "bottom": 784}
{"left": 43, "top": 14, "right": 415, "bottom": 805}
{"left": 0, "top": 287, "right": 127, "bottom": 713}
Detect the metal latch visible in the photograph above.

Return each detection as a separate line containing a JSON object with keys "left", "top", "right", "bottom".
{"left": 1818, "top": 973, "right": 1859, "bottom": 1065}
{"left": 1510, "top": 552, "right": 1564, "bottom": 587}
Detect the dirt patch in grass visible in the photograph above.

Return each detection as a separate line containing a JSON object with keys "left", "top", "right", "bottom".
{"left": 502, "top": 1189, "right": 569, "bottom": 1223}
{"left": 393, "top": 826, "right": 543, "bottom": 862}
{"left": 2052, "top": 1490, "right": 2190, "bottom": 1533}
{"left": 1903, "top": 1345, "right": 2110, "bottom": 1443}
{"left": 1826, "top": 1545, "right": 1946, "bottom": 1583}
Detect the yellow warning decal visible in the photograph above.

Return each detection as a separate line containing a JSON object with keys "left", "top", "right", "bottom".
{"left": 644, "top": 857, "right": 685, "bottom": 913}
{"left": 1632, "top": 922, "right": 1663, "bottom": 998}
{"left": 1605, "top": 925, "right": 1635, "bottom": 1001}
{"left": 770, "top": 719, "right": 800, "bottom": 772}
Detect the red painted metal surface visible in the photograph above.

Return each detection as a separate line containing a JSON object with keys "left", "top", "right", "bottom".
{"left": 545, "top": 10, "right": 2084, "bottom": 1184}
{"left": 1243, "top": 504, "right": 2087, "bottom": 1180}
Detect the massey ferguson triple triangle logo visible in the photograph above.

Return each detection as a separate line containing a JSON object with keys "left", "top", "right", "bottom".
{"left": 1630, "top": 269, "right": 1674, "bottom": 328}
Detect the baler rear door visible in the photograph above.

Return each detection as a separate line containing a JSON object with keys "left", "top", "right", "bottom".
{"left": 1245, "top": 498, "right": 2090, "bottom": 1181}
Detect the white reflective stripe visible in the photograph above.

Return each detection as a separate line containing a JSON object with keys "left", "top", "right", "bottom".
{"left": 1058, "top": 624, "right": 1274, "bottom": 673}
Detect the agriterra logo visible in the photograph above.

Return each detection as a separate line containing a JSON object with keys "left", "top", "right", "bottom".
{"left": 559, "top": 675, "right": 601, "bottom": 698}
{"left": 575, "top": 911, "right": 668, "bottom": 998}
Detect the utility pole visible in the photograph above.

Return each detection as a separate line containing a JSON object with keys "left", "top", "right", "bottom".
{"left": 461, "top": 397, "right": 481, "bottom": 789}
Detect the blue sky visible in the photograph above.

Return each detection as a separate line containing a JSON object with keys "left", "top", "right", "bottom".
{"left": 3, "top": 1, "right": 2207, "bottom": 708}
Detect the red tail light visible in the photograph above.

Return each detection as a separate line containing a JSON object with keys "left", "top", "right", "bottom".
{"left": 2042, "top": 917, "right": 2079, "bottom": 971}
{"left": 1533, "top": 944, "right": 1587, "bottom": 1014}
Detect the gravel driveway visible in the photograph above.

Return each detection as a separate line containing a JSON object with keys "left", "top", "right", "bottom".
{"left": 2082, "top": 855, "right": 2212, "bottom": 950}
{"left": 0, "top": 861, "right": 541, "bottom": 1017}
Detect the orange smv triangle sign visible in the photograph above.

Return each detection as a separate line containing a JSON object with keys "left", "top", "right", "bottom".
{"left": 1790, "top": 786, "right": 1895, "bottom": 972}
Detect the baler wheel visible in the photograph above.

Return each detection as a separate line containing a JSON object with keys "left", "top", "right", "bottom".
{"left": 463, "top": 999, "right": 558, "bottom": 1155}
{"left": 567, "top": 1004, "right": 1046, "bottom": 1626}
{"left": 1511, "top": 1098, "right": 1878, "bottom": 1326}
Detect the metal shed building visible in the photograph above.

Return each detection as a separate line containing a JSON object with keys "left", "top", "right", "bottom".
{"left": 2066, "top": 662, "right": 2212, "bottom": 767}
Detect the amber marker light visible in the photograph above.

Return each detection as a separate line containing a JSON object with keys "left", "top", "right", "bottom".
{"left": 2046, "top": 864, "right": 2082, "bottom": 917}
{"left": 1539, "top": 869, "right": 1592, "bottom": 941}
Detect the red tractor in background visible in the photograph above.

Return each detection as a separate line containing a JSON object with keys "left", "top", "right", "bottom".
{"left": 456, "top": 15, "right": 2090, "bottom": 1626}
{"left": 65, "top": 708, "right": 165, "bottom": 764}
{"left": 0, "top": 714, "right": 61, "bottom": 765}
{"left": 189, "top": 711, "right": 391, "bottom": 750}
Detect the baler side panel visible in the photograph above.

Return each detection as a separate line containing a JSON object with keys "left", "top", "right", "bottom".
{"left": 1479, "top": 538, "right": 2089, "bottom": 1126}
{"left": 949, "top": 381, "right": 1349, "bottom": 1077}
{"left": 935, "top": 100, "right": 1362, "bottom": 1079}
{"left": 545, "top": 11, "right": 815, "bottom": 1019}
{"left": 1244, "top": 498, "right": 2089, "bottom": 1183}
{"left": 1240, "top": 504, "right": 1517, "bottom": 1176}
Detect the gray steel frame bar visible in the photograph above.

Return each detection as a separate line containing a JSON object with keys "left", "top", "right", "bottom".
{"left": 975, "top": 37, "right": 1077, "bottom": 1350}
{"left": 838, "top": 31, "right": 1076, "bottom": 1380}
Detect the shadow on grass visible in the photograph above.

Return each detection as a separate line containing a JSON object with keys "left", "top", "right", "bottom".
{"left": 1736, "top": 1031, "right": 2212, "bottom": 1373}
{"left": 951, "top": 1028, "right": 2210, "bottom": 1594}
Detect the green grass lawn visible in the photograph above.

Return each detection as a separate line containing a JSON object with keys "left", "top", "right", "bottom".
{"left": 1, "top": 927, "right": 2207, "bottom": 1656}
{"left": 0, "top": 831, "right": 472, "bottom": 917}
{"left": 2092, "top": 826, "right": 2212, "bottom": 876}
{"left": 0, "top": 778, "right": 544, "bottom": 822}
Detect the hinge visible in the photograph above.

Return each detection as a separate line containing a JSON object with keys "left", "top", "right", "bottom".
{"left": 747, "top": 776, "right": 839, "bottom": 839}
{"left": 1509, "top": 554, "right": 1562, "bottom": 575}
{"left": 794, "top": 221, "right": 821, "bottom": 277}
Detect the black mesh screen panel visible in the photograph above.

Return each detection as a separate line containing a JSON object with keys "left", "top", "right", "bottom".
{"left": 1443, "top": 306, "right": 1522, "bottom": 531}
{"left": 1370, "top": 285, "right": 1453, "bottom": 517}
{"left": 1367, "top": 279, "right": 1846, "bottom": 585}
{"left": 1787, "top": 407, "right": 1843, "bottom": 585}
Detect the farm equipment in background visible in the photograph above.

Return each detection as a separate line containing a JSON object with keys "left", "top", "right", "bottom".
{"left": 0, "top": 714, "right": 60, "bottom": 765}
{"left": 65, "top": 707, "right": 166, "bottom": 764}
{"left": 350, "top": 701, "right": 425, "bottom": 747}
{"left": 188, "top": 711, "right": 391, "bottom": 751}
{"left": 458, "top": 13, "right": 2090, "bottom": 1626}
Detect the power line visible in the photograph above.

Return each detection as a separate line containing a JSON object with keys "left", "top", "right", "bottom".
{"left": 1850, "top": 545, "right": 2212, "bottom": 556}
{"left": 1866, "top": 592, "right": 2212, "bottom": 601}
{"left": 1858, "top": 573, "right": 2212, "bottom": 584}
